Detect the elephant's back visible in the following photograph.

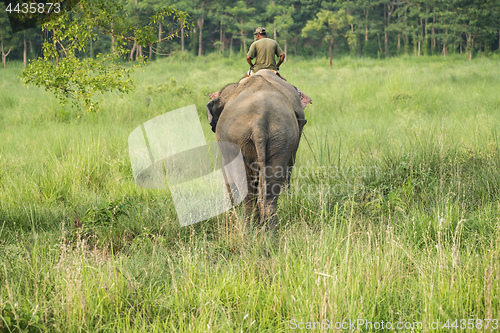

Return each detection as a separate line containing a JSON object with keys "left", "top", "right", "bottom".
{"left": 217, "top": 84, "right": 299, "bottom": 163}
{"left": 253, "top": 70, "right": 305, "bottom": 120}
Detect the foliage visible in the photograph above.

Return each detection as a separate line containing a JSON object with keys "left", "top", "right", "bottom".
{"left": 2, "top": 0, "right": 500, "bottom": 74}
{"left": 19, "top": 0, "right": 188, "bottom": 112}
{"left": 302, "top": 9, "right": 354, "bottom": 67}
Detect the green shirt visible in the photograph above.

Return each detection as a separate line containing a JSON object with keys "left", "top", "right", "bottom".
{"left": 247, "top": 38, "right": 284, "bottom": 72}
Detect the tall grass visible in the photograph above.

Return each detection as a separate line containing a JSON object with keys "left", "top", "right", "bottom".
{"left": 1, "top": 55, "right": 499, "bottom": 331}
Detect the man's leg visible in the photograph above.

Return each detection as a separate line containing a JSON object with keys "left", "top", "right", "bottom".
{"left": 276, "top": 72, "right": 287, "bottom": 81}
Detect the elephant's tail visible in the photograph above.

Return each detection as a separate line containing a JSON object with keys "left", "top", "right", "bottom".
{"left": 253, "top": 136, "right": 267, "bottom": 223}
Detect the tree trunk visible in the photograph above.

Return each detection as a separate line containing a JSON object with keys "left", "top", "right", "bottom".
{"left": 149, "top": 44, "right": 152, "bottom": 60}
{"left": 431, "top": 16, "right": 436, "bottom": 54}
{"left": 274, "top": 21, "right": 277, "bottom": 40}
{"left": 1, "top": 38, "right": 12, "bottom": 68}
{"left": 364, "top": 8, "right": 369, "bottom": 41}
{"left": 53, "top": 29, "right": 58, "bottom": 66}
{"left": 130, "top": 42, "right": 137, "bottom": 61}
{"left": 181, "top": 21, "right": 185, "bottom": 51}
{"left": 329, "top": 37, "right": 333, "bottom": 68}
{"left": 197, "top": 14, "right": 204, "bottom": 56}
{"left": 42, "top": 28, "right": 47, "bottom": 58}
{"left": 403, "top": 28, "right": 409, "bottom": 55}
{"left": 384, "top": 4, "right": 393, "bottom": 58}
{"left": 384, "top": 5, "right": 388, "bottom": 57}
{"left": 377, "top": 33, "right": 383, "bottom": 54}
{"left": 357, "top": 33, "right": 361, "bottom": 57}
{"left": 239, "top": 18, "right": 246, "bottom": 54}
{"left": 230, "top": 35, "right": 233, "bottom": 56}
{"left": 413, "top": 34, "right": 417, "bottom": 56}
{"left": 220, "top": 21, "right": 224, "bottom": 53}
{"left": 23, "top": 32, "right": 27, "bottom": 67}
{"left": 334, "top": 39, "right": 338, "bottom": 59}
{"left": 397, "top": 34, "right": 400, "bottom": 54}
{"left": 158, "top": 22, "right": 162, "bottom": 51}
{"left": 443, "top": 30, "right": 447, "bottom": 56}
{"left": 468, "top": 37, "right": 473, "bottom": 61}
{"left": 384, "top": 32, "right": 388, "bottom": 57}
{"left": 424, "top": 13, "right": 428, "bottom": 56}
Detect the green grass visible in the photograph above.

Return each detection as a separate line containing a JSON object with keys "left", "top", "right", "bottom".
{"left": 1, "top": 54, "right": 500, "bottom": 332}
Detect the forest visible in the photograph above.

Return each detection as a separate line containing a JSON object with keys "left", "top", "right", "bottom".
{"left": 1, "top": 0, "right": 500, "bottom": 69}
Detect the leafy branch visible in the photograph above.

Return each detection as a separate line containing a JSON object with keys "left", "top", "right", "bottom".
{"left": 20, "top": 0, "right": 188, "bottom": 113}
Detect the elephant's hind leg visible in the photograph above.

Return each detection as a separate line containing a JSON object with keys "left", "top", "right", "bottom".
{"left": 243, "top": 193, "right": 259, "bottom": 222}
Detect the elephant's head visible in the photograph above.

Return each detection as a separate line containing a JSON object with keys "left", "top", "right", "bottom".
{"left": 206, "top": 83, "right": 239, "bottom": 133}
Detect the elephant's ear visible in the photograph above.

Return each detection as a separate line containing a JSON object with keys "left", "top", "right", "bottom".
{"left": 206, "top": 98, "right": 224, "bottom": 133}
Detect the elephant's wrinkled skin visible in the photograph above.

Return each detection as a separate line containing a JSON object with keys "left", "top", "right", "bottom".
{"left": 206, "top": 70, "right": 308, "bottom": 225}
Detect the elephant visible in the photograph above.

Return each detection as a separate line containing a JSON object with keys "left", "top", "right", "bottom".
{"left": 206, "top": 70, "right": 309, "bottom": 226}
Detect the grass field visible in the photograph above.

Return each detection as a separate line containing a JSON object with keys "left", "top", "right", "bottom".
{"left": 1, "top": 54, "right": 500, "bottom": 332}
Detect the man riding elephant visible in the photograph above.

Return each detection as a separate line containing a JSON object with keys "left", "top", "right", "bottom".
{"left": 208, "top": 26, "right": 312, "bottom": 129}
{"left": 245, "top": 26, "right": 311, "bottom": 108}
{"left": 246, "top": 27, "right": 285, "bottom": 78}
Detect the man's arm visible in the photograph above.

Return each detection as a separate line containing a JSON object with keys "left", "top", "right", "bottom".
{"left": 276, "top": 54, "right": 285, "bottom": 70}
{"left": 246, "top": 56, "right": 254, "bottom": 68}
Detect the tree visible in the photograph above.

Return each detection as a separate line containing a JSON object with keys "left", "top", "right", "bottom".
{"left": 207, "top": 0, "right": 232, "bottom": 53}
{"left": 3, "top": 0, "right": 500, "bottom": 63}
{"left": 196, "top": 1, "right": 205, "bottom": 56}
{"left": 394, "top": 0, "right": 421, "bottom": 55}
{"left": 381, "top": 0, "right": 398, "bottom": 57}
{"left": 341, "top": 0, "right": 365, "bottom": 57}
{"left": 454, "top": 0, "right": 498, "bottom": 60}
{"left": 302, "top": 9, "right": 353, "bottom": 68}
{"left": 137, "top": 0, "right": 172, "bottom": 58}
{"left": 432, "top": 0, "right": 461, "bottom": 56}
{"left": 267, "top": 1, "right": 295, "bottom": 58}
{"left": 226, "top": 1, "right": 255, "bottom": 54}
{"left": 0, "top": 2, "right": 14, "bottom": 68}
{"left": 20, "top": 0, "right": 187, "bottom": 112}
